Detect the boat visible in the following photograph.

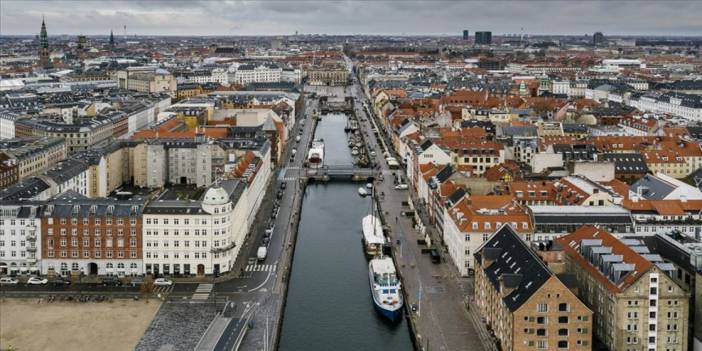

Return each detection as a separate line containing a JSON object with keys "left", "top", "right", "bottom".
{"left": 351, "top": 147, "right": 359, "bottom": 156}
{"left": 358, "top": 187, "right": 368, "bottom": 197}
{"left": 362, "top": 215, "right": 384, "bottom": 256}
{"left": 368, "top": 257, "right": 403, "bottom": 322}
{"left": 307, "top": 140, "right": 325, "bottom": 168}
{"left": 366, "top": 182, "right": 373, "bottom": 189}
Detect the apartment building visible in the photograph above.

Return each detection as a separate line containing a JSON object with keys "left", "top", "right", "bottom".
{"left": 474, "top": 225, "right": 593, "bottom": 351}
{"left": 557, "top": 226, "right": 689, "bottom": 351}
{"left": 40, "top": 192, "right": 147, "bottom": 276}
{"left": 0, "top": 136, "right": 67, "bottom": 181}
{"left": 142, "top": 180, "right": 248, "bottom": 276}
{"left": 443, "top": 195, "right": 533, "bottom": 275}
{"left": 0, "top": 203, "right": 41, "bottom": 275}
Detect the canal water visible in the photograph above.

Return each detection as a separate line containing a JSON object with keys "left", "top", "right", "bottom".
{"left": 313, "top": 113, "right": 355, "bottom": 166}
{"left": 278, "top": 114, "right": 413, "bottom": 350}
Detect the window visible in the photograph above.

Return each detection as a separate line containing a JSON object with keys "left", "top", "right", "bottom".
{"left": 537, "top": 303, "right": 548, "bottom": 313}
{"left": 558, "top": 328, "right": 568, "bottom": 336}
{"left": 537, "top": 329, "right": 546, "bottom": 336}
{"left": 559, "top": 303, "right": 569, "bottom": 312}
{"left": 558, "top": 316, "right": 568, "bottom": 323}
{"left": 536, "top": 340, "right": 547, "bottom": 349}
{"left": 557, "top": 341, "right": 568, "bottom": 349}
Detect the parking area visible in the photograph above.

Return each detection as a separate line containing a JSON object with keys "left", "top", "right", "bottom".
{"left": 0, "top": 298, "right": 161, "bottom": 351}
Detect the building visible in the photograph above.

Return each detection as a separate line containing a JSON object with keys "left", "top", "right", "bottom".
{"left": 475, "top": 31, "right": 492, "bottom": 45}
{"left": 112, "top": 67, "right": 176, "bottom": 96}
{"left": 0, "top": 153, "right": 19, "bottom": 188}
{"left": 142, "top": 180, "right": 248, "bottom": 276}
{"left": 474, "top": 225, "right": 593, "bottom": 351}
{"left": 640, "top": 232, "right": 702, "bottom": 351}
{"left": 463, "top": 30, "right": 469, "bottom": 41}
{"left": 0, "top": 112, "right": 19, "bottom": 140}
{"left": 593, "top": 32, "right": 605, "bottom": 46}
{"left": 40, "top": 192, "right": 147, "bottom": 277}
{"left": 0, "top": 137, "right": 67, "bottom": 182}
{"left": 0, "top": 202, "right": 41, "bottom": 276}
{"left": 231, "top": 64, "right": 282, "bottom": 85}
{"left": 38, "top": 18, "right": 50, "bottom": 67}
{"left": 306, "top": 65, "right": 349, "bottom": 86}
{"left": 557, "top": 226, "right": 689, "bottom": 351}
{"left": 443, "top": 195, "right": 533, "bottom": 275}
{"left": 529, "top": 205, "right": 635, "bottom": 240}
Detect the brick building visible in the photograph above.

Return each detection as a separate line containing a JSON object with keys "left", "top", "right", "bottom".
{"left": 474, "top": 225, "right": 593, "bottom": 351}
{"left": 40, "top": 192, "right": 146, "bottom": 277}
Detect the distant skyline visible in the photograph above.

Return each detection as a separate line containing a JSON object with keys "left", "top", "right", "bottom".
{"left": 2, "top": 0, "right": 702, "bottom": 37}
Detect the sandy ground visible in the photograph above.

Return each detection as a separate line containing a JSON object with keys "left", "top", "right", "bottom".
{"left": 0, "top": 298, "right": 161, "bottom": 351}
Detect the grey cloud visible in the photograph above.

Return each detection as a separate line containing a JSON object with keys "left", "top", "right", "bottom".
{"left": 1, "top": 0, "right": 701, "bottom": 36}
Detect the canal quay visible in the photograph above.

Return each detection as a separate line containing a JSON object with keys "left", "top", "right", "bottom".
{"left": 278, "top": 111, "right": 414, "bottom": 351}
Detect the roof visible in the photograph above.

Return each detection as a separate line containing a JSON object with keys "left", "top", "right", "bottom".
{"left": 474, "top": 225, "right": 552, "bottom": 311}
{"left": 556, "top": 226, "right": 653, "bottom": 293}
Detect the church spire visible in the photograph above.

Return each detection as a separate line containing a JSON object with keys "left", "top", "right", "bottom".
{"left": 110, "top": 29, "right": 115, "bottom": 48}
{"left": 38, "top": 16, "right": 50, "bottom": 68}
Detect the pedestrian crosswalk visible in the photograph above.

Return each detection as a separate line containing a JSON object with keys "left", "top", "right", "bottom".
{"left": 244, "top": 264, "right": 276, "bottom": 272}
{"left": 191, "top": 283, "right": 213, "bottom": 300}
{"left": 153, "top": 285, "right": 173, "bottom": 294}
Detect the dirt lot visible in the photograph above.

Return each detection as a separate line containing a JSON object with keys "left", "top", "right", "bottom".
{"left": 0, "top": 298, "right": 161, "bottom": 351}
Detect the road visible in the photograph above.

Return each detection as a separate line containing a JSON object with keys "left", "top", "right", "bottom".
{"left": 345, "top": 57, "right": 490, "bottom": 351}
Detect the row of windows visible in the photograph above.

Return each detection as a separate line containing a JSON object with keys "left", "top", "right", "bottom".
{"left": 47, "top": 217, "right": 137, "bottom": 226}
{"left": 48, "top": 227, "right": 137, "bottom": 236}
{"left": 0, "top": 250, "right": 30, "bottom": 257}
{"left": 145, "top": 240, "right": 209, "bottom": 248}
{"left": 47, "top": 250, "right": 137, "bottom": 259}
{"left": 0, "top": 240, "right": 26, "bottom": 247}
{"left": 145, "top": 251, "right": 208, "bottom": 259}
{"left": 48, "top": 237, "right": 137, "bottom": 248}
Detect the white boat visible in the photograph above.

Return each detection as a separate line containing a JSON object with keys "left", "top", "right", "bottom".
{"left": 366, "top": 182, "right": 373, "bottom": 189}
{"left": 307, "top": 140, "right": 324, "bottom": 168}
{"left": 362, "top": 215, "right": 384, "bottom": 256}
{"left": 368, "top": 257, "right": 403, "bottom": 322}
{"left": 358, "top": 187, "right": 368, "bottom": 197}
{"left": 351, "top": 147, "right": 359, "bottom": 156}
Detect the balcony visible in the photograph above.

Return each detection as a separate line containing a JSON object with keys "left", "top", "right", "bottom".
{"left": 26, "top": 246, "right": 37, "bottom": 252}
{"left": 26, "top": 233, "right": 37, "bottom": 241}
{"left": 27, "top": 257, "right": 37, "bottom": 264}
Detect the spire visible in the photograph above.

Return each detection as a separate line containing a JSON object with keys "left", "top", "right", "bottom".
{"left": 38, "top": 16, "right": 50, "bottom": 68}
{"left": 109, "top": 29, "right": 115, "bottom": 48}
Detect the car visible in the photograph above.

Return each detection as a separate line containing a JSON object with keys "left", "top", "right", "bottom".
{"left": 430, "top": 249, "right": 441, "bottom": 264}
{"left": 0, "top": 277, "right": 19, "bottom": 285}
{"left": 26, "top": 277, "right": 48, "bottom": 285}
{"left": 101, "top": 276, "right": 122, "bottom": 287}
{"left": 153, "top": 278, "right": 173, "bottom": 286}
{"left": 51, "top": 278, "right": 71, "bottom": 286}
{"left": 370, "top": 151, "right": 377, "bottom": 157}
{"left": 280, "top": 182, "right": 287, "bottom": 190}
{"left": 394, "top": 184, "right": 409, "bottom": 190}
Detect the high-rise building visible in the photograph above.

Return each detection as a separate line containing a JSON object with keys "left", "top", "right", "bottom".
{"left": 475, "top": 31, "right": 492, "bottom": 45}
{"left": 462, "top": 30, "right": 469, "bottom": 41}
{"left": 77, "top": 35, "right": 87, "bottom": 50}
{"left": 38, "top": 17, "right": 50, "bottom": 67}
{"left": 109, "top": 30, "right": 115, "bottom": 48}
{"left": 593, "top": 32, "right": 605, "bottom": 46}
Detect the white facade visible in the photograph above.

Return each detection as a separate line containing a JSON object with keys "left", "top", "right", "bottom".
{"left": 142, "top": 183, "right": 248, "bottom": 276}
{"left": 0, "top": 204, "right": 41, "bottom": 275}
{"left": 232, "top": 65, "right": 282, "bottom": 85}
{"left": 0, "top": 113, "right": 16, "bottom": 140}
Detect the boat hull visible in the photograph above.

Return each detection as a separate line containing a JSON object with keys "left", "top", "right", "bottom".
{"left": 372, "top": 299, "right": 403, "bottom": 322}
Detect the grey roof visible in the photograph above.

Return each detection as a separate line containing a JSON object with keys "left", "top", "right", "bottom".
{"left": 44, "top": 159, "right": 89, "bottom": 184}
{"left": 630, "top": 174, "right": 675, "bottom": 200}
{"left": 474, "top": 225, "right": 552, "bottom": 312}
{"left": 42, "top": 192, "right": 147, "bottom": 218}
{"left": 600, "top": 153, "right": 649, "bottom": 174}
{"left": 0, "top": 177, "right": 51, "bottom": 201}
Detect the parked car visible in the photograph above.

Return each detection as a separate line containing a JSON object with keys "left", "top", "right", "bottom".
{"left": 154, "top": 278, "right": 173, "bottom": 286}
{"left": 394, "top": 184, "right": 409, "bottom": 190}
{"left": 51, "top": 278, "right": 71, "bottom": 286}
{"left": 101, "top": 276, "right": 122, "bottom": 287}
{"left": 0, "top": 277, "right": 19, "bottom": 285}
{"left": 27, "top": 277, "right": 48, "bottom": 285}
{"left": 430, "top": 249, "right": 441, "bottom": 264}
{"left": 257, "top": 246, "right": 268, "bottom": 261}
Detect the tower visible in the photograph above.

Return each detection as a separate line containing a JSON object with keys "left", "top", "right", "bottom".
{"left": 38, "top": 17, "right": 50, "bottom": 67}
{"left": 593, "top": 32, "right": 605, "bottom": 46}
{"left": 110, "top": 30, "right": 115, "bottom": 48}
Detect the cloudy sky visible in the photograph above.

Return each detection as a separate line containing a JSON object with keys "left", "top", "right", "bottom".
{"left": 2, "top": 0, "right": 701, "bottom": 36}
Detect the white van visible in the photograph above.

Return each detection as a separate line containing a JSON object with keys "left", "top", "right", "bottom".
{"left": 257, "top": 246, "right": 268, "bottom": 261}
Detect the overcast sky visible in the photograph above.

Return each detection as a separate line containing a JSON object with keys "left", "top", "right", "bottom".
{"left": 2, "top": 0, "right": 701, "bottom": 37}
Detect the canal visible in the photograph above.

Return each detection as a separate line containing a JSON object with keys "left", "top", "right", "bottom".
{"left": 278, "top": 113, "right": 414, "bottom": 350}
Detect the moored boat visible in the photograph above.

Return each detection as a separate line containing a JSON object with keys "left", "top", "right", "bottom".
{"left": 368, "top": 257, "right": 403, "bottom": 322}
{"left": 307, "top": 140, "right": 325, "bottom": 168}
{"left": 362, "top": 215, "right": 384, "bottom": 256}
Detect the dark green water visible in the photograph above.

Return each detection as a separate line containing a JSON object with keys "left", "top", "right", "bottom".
{"left": 278, "top": 114, "right": 413, "bottom": 350}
